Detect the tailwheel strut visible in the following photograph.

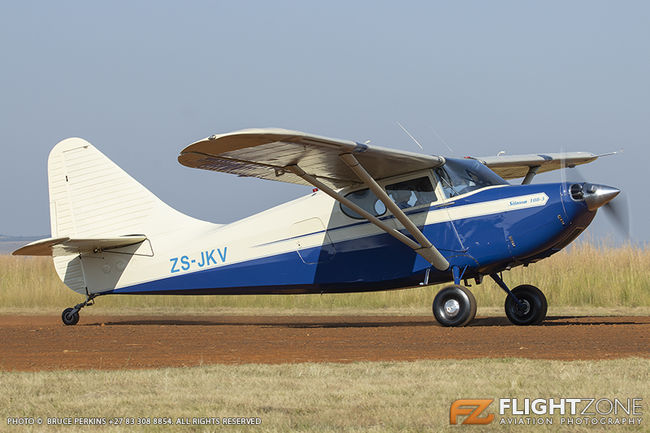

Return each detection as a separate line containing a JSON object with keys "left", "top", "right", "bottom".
{"left": 62, "top": 292, "right": 97, "bottom": 326}
{"left": 489, "top": 273, "right": 547, "bottom": 326}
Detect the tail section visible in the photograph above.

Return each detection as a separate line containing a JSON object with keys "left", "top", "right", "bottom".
{"left": 43, "top": 138, "right": 213, "bottom": 294}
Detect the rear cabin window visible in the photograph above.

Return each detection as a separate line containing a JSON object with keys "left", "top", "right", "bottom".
{"left": 340, "top": 188, "right": 386, "bottom": 219}
{"left": 340, "top": 176, "right": 437, "bottom": 219}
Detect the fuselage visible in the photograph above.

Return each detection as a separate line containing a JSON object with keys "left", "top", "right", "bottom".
{"left": 106, "top": 171, "right": 596, "bottom": 296}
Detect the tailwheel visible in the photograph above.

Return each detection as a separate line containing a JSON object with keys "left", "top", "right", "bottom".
{"left": 504, "top": 284, "right": 547, "bottom": 326}
{"left": 61, "top": 293, "right": 97, "bottom": 326}
{"left": 61, "top": 307, "right": 80, "bottom": 326}
{"left": 432, "top": 285, "right": 477, "bottom": 327}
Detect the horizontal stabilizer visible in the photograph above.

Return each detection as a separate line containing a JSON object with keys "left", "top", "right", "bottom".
{"left": 12, "top": 235, "right": 147, "bottom": 256}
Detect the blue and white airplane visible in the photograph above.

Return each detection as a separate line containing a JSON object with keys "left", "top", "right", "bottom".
{"left": 14, "top": 128, "right": 624, "bottom": 327}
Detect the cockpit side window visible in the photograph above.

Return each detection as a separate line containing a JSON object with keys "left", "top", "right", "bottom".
{"left": 340, "top": 188, "right": 386, "bottom": 219}
{"left": 385, "top": 176, "right": 437, "bottom": 210}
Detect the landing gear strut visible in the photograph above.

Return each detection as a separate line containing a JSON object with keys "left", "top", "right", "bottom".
{"left": 490, "top": 274, "right": 547, "bottom": 325}
{"left": 61, "top": 293, "right": 97, "bottom": 326}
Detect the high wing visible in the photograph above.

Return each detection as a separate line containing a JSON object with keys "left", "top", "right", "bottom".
{"left": 12, "top": 235, "right": 147, "bottom": 256}
{"left": 178, "top": 128, "right": 444, "bottom": 189}
{"left": 179, "top": 128, "right": 450, "bottom": 271}
{"left": 472, "top": 152, "right": 604, "bottom": 181}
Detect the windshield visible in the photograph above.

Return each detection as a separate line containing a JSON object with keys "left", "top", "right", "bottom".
{"left": 435, "top": 158, "right": 508, "bottom": 198}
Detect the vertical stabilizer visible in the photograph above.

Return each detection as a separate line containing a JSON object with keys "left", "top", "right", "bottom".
{"left": 48, "top": 137, "right": 182, "bottom": 238}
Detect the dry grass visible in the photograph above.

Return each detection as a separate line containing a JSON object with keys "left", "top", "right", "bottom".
{"left": 1, "top": 242, "right": 648, "bottom": 312}
{"left": 0, "top": 358, "right": 647, "bottom": 432}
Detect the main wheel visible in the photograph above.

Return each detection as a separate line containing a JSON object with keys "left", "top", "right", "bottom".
{"left": 62, "top": 308, "right": 80, "bottom": 326}
{"left": 504, "top": 284, "right": 547, "bottom": 326}
{"left": 432, "top": 285, "right": 477, "bottom": 327}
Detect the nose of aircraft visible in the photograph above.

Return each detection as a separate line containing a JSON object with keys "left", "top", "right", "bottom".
{"left": 580, "top": 183, "right": 620, "bottom": 211}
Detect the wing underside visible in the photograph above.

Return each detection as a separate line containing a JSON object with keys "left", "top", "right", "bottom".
{"left": 474, "top": 152, "right": 600, "bottom": 180}
{"left": 178, "top": 128, "right": 444, "bottom": 189}
{"left": 180, "top": 129, "right": 604, "bottom": 184}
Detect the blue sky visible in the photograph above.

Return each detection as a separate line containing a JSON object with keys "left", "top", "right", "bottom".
{"left": 1, "top": 1, "right": 648, "bottom": 241}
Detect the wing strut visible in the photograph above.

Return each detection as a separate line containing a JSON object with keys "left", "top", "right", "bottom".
{"left": 287, "top": 156, "right": 450, "bottom": 271}
{"left": 522, "top": 165, "right": 540, "bottom": 185}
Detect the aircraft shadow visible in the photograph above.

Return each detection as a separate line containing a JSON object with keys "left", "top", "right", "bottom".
{"left": 87, "top": 319, "right": 437, "bottom": 328}
{"left": 469, "top": 316, "right": 640, "bottom": 327}
{"left": 83, "top": 315, "right": 643, "bottom": 328}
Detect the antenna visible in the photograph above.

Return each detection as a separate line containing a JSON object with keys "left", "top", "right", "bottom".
{"left": 396, "top": 121, "right": 424, "bottom": 151}
{"left": 428, "top": 125, "right": 455, "bottom": 154}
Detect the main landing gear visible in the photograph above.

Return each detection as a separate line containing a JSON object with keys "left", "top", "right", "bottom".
{"left": 431, "top": 271, "right": 547, "bottom": 327}
{"left": 61, "top": 293, "right": 97, "bottom": 326}
{"left": 432, "top": 285, "right": 477, "bottom": 327}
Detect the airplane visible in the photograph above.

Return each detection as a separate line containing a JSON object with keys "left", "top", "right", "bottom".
{"left": 13, "top": 128, "right": 625, "bottom": 327}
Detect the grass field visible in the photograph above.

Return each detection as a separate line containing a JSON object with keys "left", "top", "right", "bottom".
{"left": 1, "top": 242, "right": 648, "bottom": 312}
{"left": 0, "top": 358, "right": 647, "bottom": 432}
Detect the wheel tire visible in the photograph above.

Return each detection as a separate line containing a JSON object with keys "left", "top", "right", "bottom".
{"left": 62, "top": 308, "right": 80, "bottom": 326}
{"left": 432, "top": 285, "right": 477, "bottom": 327}
{"left": 504, "top": 285, "right": 547, "bottom": 326}
{"left": 468, "top": 300, "right": 478, "bottom": 323}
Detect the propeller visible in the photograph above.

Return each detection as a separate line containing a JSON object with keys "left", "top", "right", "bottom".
{"left": 602, "top": 191, "right": 630, "bottom": 238}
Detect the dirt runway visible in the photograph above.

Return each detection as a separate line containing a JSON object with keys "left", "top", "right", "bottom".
{"left": 1, "top": 314, "right": 648, "bottom": 371}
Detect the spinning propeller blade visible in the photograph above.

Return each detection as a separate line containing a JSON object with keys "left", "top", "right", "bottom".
{"left": 602, "top": 191, "right": 630, "bottom": 238}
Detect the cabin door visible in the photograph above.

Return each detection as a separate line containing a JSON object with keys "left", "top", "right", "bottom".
{"left": 290, "top": 218, "right": 337, "bottom": 264}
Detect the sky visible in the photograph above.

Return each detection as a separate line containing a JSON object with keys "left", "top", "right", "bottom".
{"left": 1, "top": 1, "right": 648, "bottom": 242}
